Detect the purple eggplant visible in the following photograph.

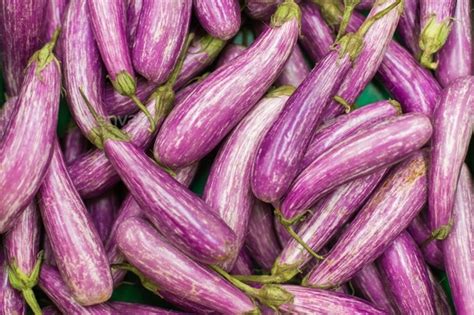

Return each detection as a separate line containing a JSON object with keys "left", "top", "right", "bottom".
{"left": 132, "top": 0, "right": 191, "bottom": 83}
{"left": 194, "top": 0, "right": 240, "bottom": 40}
{"left": 126, "top": 0, "right": 142, "bottom": 45}
{"left": 231, "top": 250, "right": 254, "bottom": 276}
{"left": 0, "top": 248, "right": 25, "bottom": 315}
{"left": 0, "top": 34, "right": 61, "bottom": 233}
{"left": 62, "top": 124, "right": 90, "bottom": 164}
{"left": 245, "top": 200, "right": 282, "bottom": 271}
{"left": 436, "top": 0, "right": 472, "bottom": 87}
{"left": 115, "top": 217, "right": 258, "bottom": 313}
{"left": 428, "top": 270, "right": 453, "bottom": 315}
{"left": 302, "top": 99, "right": 400, "bottom": 170}
{"left": 0, "top": 0, "right": 47, "bottom": 96}
{"left": 4, "top": 203, "right": 41, "bottom": 315}
{"left": 203, "top": 86, "right": 293, "bottom": 269}
{"left": 443, "top": 165, "right": 474, "bottom": 315}
{"left": 303, "top": 150, "right": 429, "bottom": 288}
{"left": 358, "top": 0, "right": 375, "bottom": 10}
{"left": 153, "top": 1, "right": 300, "bottom": 168}
{"left": 41, "top": 306, "right": 60, "bottom": 315}
{"left": 0, "top": 96, "right": 17, "bottom": 140}
{"left": 396, "top": 0, "right": 419, "bottom": 55}
{"left": 429, "top": 76, "right": 473, "bottom": 240}
{"left": 108, "top": 302, "right": 184, "bottom": 314}
{"left": 43, "top": 0, "right": 68, "bottom": 49}
{"left": 39, "top": 265, "right": 114, "bottom": 314}
{"left": 281, "top": 113, "right": 432, "bottom": 221}
{"left": 407, "top": 214, "right": 444, "bottom": 269}
{"left": 377, "top": 231, "right": 437, "bottom": 314}
{"left": 87, "top": 191, "right": 120, "bottom": 244}
{"left": 276, "top": 44, "right": 310, "bottom": 87}
{"left": 38, "top": 141, "right": 113, "bottom": 305}
{"left": 216, "top": 43, "right": 246, "bottom": 67}
{"left": 352, "top": 263, "right": 398, "bottom": 314}
{"left": 61, "top": 0, "right": 108, "bottom": 148}
{"left": 419, "top": 0, "right": 456, "bottom": 69}
{"left": 245, "top": 0, "right": 282, "bottom": 20}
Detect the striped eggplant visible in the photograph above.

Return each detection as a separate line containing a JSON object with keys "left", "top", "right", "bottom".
{"left": 0, "top": 247, "right": 25, "bottom": 315}
{"left": 126, "top": 0, "right": 142, "bottom": 45}
{"left": 0, "top": 0, "right": 47, "bottom": 96}
{"left": 108, "top": 302, "right": 184, "bottom": 314}
{"left": 0, "top": 96, "right": 17, "bottom": 140}
{"left": 352, "top": 263, "right": 399, "bottom": 314}
{"left": 203, "top": 86, "right": 293, "bottom": 269}
{"left": 428, "top": 270, "right": 453, "bottom": 315}
{"left": 43, "top": 0, "right": 68, "bottom": 48}
{"left": 299, "top": 1, "right": 333, "bottom": 62}
{"left": 281, "top": 114, "right": 432, "bottom": 221}
{"left": 377, "top": 231, "right": 436, "bottom": 314}
{"left": 407, "top": 214, "right": 444, "bottom": 269}
{"left": 245, "top": 0, "right": 283, "bottom": 20}
{"left": 216, "top": 43, "right": 246, "bottom": 67}
{"left": 303, "top": 150, "right": 429, "bottom": 288}
{"left": 132, "top": 0, "right": 191, "bottom": 83}
{"left": 321, "top": 0, "right": 403, "bottom": 121}
{"left": 358, "top": 0, "right": 375, "bottom": 9}
{"left": 115, "top": 217, "right": 258, "bottom": 314}
{"left": 38, "top": 265, "right": 114, "bottom": 315}
{"left": 153, "top": 1, "right": 300, "bottom": 168}
{"left": 62, "top": 0, "right": 108, "bottom": 148}
{"left": 276, "top": 44, "right": 310, "bottom": 87}
{"left": 194, "top": 0, "right": 240, "bottom": 40}
{"left": 429, "top": 76, "right": 473, "bottom": 240}
{"left": 419, "top": 0, "right": 456, "bottom": 69}
{"left": 301, "top": 100, "right": 401, "bottom": 170}
{"left": 231, "top": 250, "right": 254, "bottom": 276}
{"left": 4, "top": 204, "right": 41, "bottom": 315}
{"left": 0, "top": 34, "right": 61, "bottom": 233}
{"left": 396, "top": 0, "right": 419, "bottom": 55}
{"left": 38, "top": 141, "right": 113, "bottom": 305}
{"left": 62, "top": 124, "right": 90, "bottom": 164}
{"left": 87, "top": 191, "right": 120, "bottom": 244}
{"left": 443, "top": 165, "right": 474, "bottom": 315}
{"left": 245, "top": 200, "right": 282, "bottom": 271}
{"left": 436, "top": 0, "right": 472, "bottom": 87}
{"left": 41, "top": 306, "right": 60, "bottom": 315}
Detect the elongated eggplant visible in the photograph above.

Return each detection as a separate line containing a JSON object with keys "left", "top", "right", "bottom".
{"left": 87, "top": 191, "right": 120, "bottom": 244}
{"left": 0, "top": 96, "right": 17, "bottom": 140}
{"left": 62, "top": 124, "right": 90, "bottom": 164}
{"left": 428, "top": 270, "right": 453, "bottom": 315}
{"left": 407, "top": 214, "right": 444, "bottom": 269}
{"left": 231, "top": 250, "right": 254, "bottom": 276}
{"left": 43, "top": 0, "right": 67, "bottom": 48}
{"left": 0, "top": 34, "right": 61, "bottom": 233}
{"left": 38, "top": 141, "right": 113, "bottom": 305}
{"left": 0, "top": 0, "right": 47, "bottom": 96}
{"left": 282, "top": 114, "right": 432, "bottom": 221}
{"left": 203, "top": 86, "right": 292, "bottom": 268}
{"left": 429, "top": 76, "right": 473, "bottom": 240}
{"left": 443, "top": 165, "right": 474, "bottom": 315}
{"left": 153, "top": 1, "right": 300, "bottom": 168}
{"left": 116, "top": 217, "right": 258, "bottom": 313}
{"left": 109, "top": 302, "right": 184, "bottom": 314}
{"left": 133, "top": 0, "right": 191, "bottom": 83}
{"left": 352, "top": 263, "right": 399, "bottom": 314}
{"left": 302, "top": 100, "right": 400, "bottom": 170}
{"left": 277, "top": 44, "right": 310, "bottom": 87}
{"left": 194, "top": 0, "right": 240, "bottom": 40}
{"left": 126, "top": 0, "right": 142, "bottom": 45}
{"left": 436, "top": 0, "right": 472, "bottom": 87}
{"left": 245, "top": 0, "right": 283, "bottom": 20}
{"left": 396, "top": 0, "right": 419, "bottom": 55}
{"left": 419, "top": 0, "right": 456, "bottom": 69}
{"left": 303, "top": 150, "right": 429, "bottom": 288}
{"left": 216, "top": 43, "right": 246, "bottom": 67}
{"left": 245, "top": 200, "right": 282, "bottom": 271}
{"left": 0, "top": 248, "right": 25, "bottom": 315}
{"left": 377, "top": 231, "right": 436, "bottom": 314}
{"left": 4, "top": 204, "right": 41, "bottom": 315}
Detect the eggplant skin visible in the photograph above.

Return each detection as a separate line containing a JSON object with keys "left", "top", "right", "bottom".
{"left": 407, "top": 215, "right": 444, "bottom": 269}
{"left": 194, "top": 0, "right": 241, "bottom": 40}
{"left": 443, "top": 165, "right": 474, "bottom": 315}
{"left": 0, "top": 44, "right": 61, "bottom": 233}
{"left": 108, "top": 302, "right": 184, "bottom": 314}
{"left": 0, "top": 249, "right": 25, "bottom": 315}
{"left": 428, "top": 76, "right": 473, "bottom": 240}
{"left": 276, "top": 44, "right": 310, "bottom": 87}
{"left": 303, "top": 150, "right": 429, "bottom": 288}
{"left": 377, "top": 231, "right": 437, "bottom": 315}
{"left": 0, "top": 96, "right": 17, "bottom": 140}
{"left": 39, "top": 142, "right": 113, "bottom": 306}
{"left": 115, "top": 217, "right": 258, "bottom": 314}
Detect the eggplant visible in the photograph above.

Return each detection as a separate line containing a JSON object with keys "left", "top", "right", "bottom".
{"left": 203, "top": 86, "right": 293, "bottom": 269}
{"left": 301, "top": 99, "right": 400, "bottom": 170}
{"left": 245, "top": 200, "right": 282, "bottom": 271}
{"left": 126, "top": 0, "right": 142, "bottom": 45}
{"left": 377, "top": 231, "right": 437, "bottom": 314}
{"left": 436, "top": 0, "right": 472, "bottom": 87}
{"left": 358, "top": 0, "right": 375, "bottom": 10}
{"left": 153, "top": 0, "right": 300, "bottom": 168}
{"left": 419, "top": 0, "right": 456, "bottom": 69}
{"left": 62, "top": 124, "right": 90, "bottom": 164}
{"left": 0, "top": 96, "right": 17, "bottom": 140}
{"left": 38, "top": 141, "right": 113, "bottom": 306}
{"left": 303, "top": 150, "right": 429, "bottom": 288}
{"left": 132, "top": 0, "right": 191, "bottom": 83}
{"left": 4, "top": 203, "right": 41, "bottom": 315}
{"left": 231, "top": 250, "right": 254, "bottom": 276}
{"left": 276, "top": 44, "right": 310, "bottom": 87}
{"left": 109, "top": 302, "right": 184, "bottom": 314}
{"left": 0, "top": 34, "right": 61, "bottom": 233}
{"left": 0, "top": 0, "right": 47, "bottom": 96}
{"left": 396, "top": 0, "right": 419, "bottom": 55}
{"left": 428, "top": 270, "right": 453, "bottom": 315}
{"left": 352, "top": 263, "right": 399, "bottom": 314}
{"left": 407, "top": 215, "right": 444, "bottom": 269}
{"left": 443, "top": 165, "right": 474, "bottom": 315}
{"left": 281, "top": 114, "right": 432, "bottom": 221}
{"left": 194, "top": 0, "right": 240, "bottom": 40}
{"left": 115, "top": 217, "right": 258, "bottom": 314}
{"left": 87, "top": 191, "right": 120, "bottom": 244}
{"left": 245, "top": 0, "right": 283, "bottom": 20}
{"left": 41, "top": 306, "right": 60, "bottom": 315}
{"left": 428, "top": 76, "right": 473, "bottom": 240}
{"left": 43, "top": 0, "right": 68, "bottom": 51}
{"left": 216, "top": 43, "right": 246, "bottom": 67}
{"left": 0, "top": 248, "right": 25, "bottom": 315}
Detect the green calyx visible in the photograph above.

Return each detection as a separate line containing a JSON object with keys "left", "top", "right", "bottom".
{"left": 419, "top": 16, "right": 452, "bottom": 69}
{"left": 271, "top": 0, "right": 301, "bottom": 28}
{"left": 112, "top": 71, "right": 137, "bottom": 97}
{"left": 266, "top": 85, "right": 296, "bottom": 98}
{"left": 388, "top": 99, "right": 402, "bottom": 114}
{"left": 151, "top": 85, "right": 175, "bottom": 124}
{"left": 431, "top": 221, "right": 453, "bottom": 240}
{"left": 29, "top": 28, "right": 60, "bottom": 76}
{"left": 8, "top": 251, "right": 44, "bottom": 315}
{"left": 336, "top": 0, "right": 361, "bottom": 41}
{"left": 333, "top": 95, "right": 354, "bottom": 113}
{"left": 198, "top": 34, "right": 226, "bottom": 59}
{"left": 311, "top": 0, "right": 344, "bottom": 28}
{"left": 112, "top": 264, "right": 162, "bottom": 296}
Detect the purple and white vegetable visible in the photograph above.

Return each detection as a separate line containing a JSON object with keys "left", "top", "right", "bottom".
{"left": 407, "top": 214, "right": 444, "bottom": 269}
{"left": 0, "top": 247, "right": 25, "bottom": 315}
{"left": 215, "top": 43, "right": 246, "bottom": 67}
{"left": 62, "top": 124, "right": 90, "bottom": 164}
{"left": 396, "top": 0, "right": 420, "bottom": 55}
{"left": 87, "top": 191, "right": 120, "bottom": 244}
{"left": 194, "top": 0, "right": 241, "bottom": 40}
{"left": 0, "top": 96, "right": 17, "bottom": 140}
{"left": 109, "top": 302, "right": 184, "bottom": 315}
{"left": 277, "top": 44, "right": 310, "bottom": 87}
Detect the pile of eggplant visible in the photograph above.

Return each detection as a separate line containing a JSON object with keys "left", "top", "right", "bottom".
{"left": 0, "top": 0, "right": 472, "bottom": 314}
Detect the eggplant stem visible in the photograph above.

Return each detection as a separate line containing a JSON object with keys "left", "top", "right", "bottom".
{"left": 311, "top": 0, "right": 343, "bottom": 28}
{"left": 211, "top": 265, "right": 260, "bottom": 297}
{"left": 285, "top": 225, "right": 325, "bottom": 260}
{"left": 335, "top": 0, "right": 361, "bottom": 41}
{"left": 356, "top": 0, "right": 402, "bottom": 38}
{"left": 130, "top": 95, "right": 156, "bottom": 132}
{"left": 111, "top": 263, "right": 163, "bottom": 298}
{"left": 430, "top": 221, "right": 453, "bottom": 241}
{"left": 166, "top": 33, "right": 195, "bottom": 88}
{"left": 233, "top": 274, "right": 284, "bottom": 284}
{"left": 333, "top": 95, "right": 353, "bottom": 113}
